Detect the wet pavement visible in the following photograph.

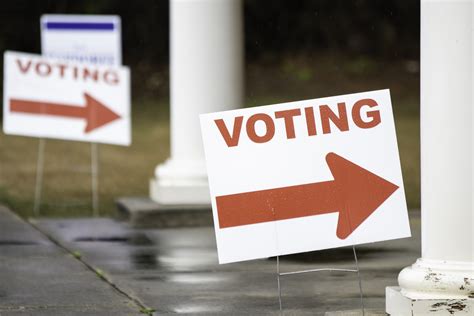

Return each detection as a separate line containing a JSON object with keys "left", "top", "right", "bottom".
{"left": 29, "top": 211, "right": 421, "bottom": 315}
{"left": 0, "top": 205, "right": 142, "bottom": 316}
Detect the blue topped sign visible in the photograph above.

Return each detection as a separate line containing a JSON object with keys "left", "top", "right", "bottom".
{"left": 44, "top": 22, "right": 116, "bottom": 31}
{"left": 41, "top": 15, "right": 122, "bottom": 66}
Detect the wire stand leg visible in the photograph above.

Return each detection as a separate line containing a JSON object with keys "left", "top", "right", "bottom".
{"left": 91, "top": 143, "right": 99, "bottom": 217}
{"left": 33, "top": 138, "right": 46, "bottom": 217}
{"left": 276, "top": 255, "right": 283, "bottom": 313}
{"left": 352, "top": 245, "right": 365, "bottom": 316}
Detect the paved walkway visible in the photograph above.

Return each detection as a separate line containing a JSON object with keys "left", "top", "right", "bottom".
{"left": 36, "top": 213, "right": 420, "bottom": 314}
{"left": 0, "top": 205, "right": 421, "bottom": 315}
{"left": 0, "top": 206, "right": 143, "bottom": 316}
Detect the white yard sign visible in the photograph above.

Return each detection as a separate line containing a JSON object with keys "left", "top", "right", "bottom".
{"left": 200, "top": 90, "right": 411, "bottom": 264}
{"left": 3, "top": 51, "right": 130, "bottom": 145}
{"left": 41, "top": 15, "right": 121, "bottom": 66}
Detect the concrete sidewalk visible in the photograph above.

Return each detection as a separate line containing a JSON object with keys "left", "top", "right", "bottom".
{"left": 27, "top": 209, "right": 420, "bottom": 315}
{"left": 0, "top": 206, "right": 145, "bottom": 316}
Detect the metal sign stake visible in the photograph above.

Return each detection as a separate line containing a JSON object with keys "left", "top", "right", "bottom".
{"left": 33, "top": 138, "right": 46, "bottom": 216}
{"left": 90, "top": 143, "right": 99, "bottom": 217}
{"left": 275, "top": 246, "right": 365, "bottom": 315}
{"left": 32, "top": 139, "right": 99, "bottom": 217}
{"left": 276, "top": 255, "right": 282, "bottom": 312}
{"left": 352, "top": 245, "right": 365, "bottom": 313}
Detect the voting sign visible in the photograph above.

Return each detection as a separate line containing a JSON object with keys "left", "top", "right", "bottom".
{"left": 200, "top": 90, "right": 411, "bottom": 264}
{"left": 3, "top": 51, "right": 130, "bottom": 145}
{"left": 41, "top": 15, "right": 121, "bottom": 66}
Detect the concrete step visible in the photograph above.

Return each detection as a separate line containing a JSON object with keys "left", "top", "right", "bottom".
{"left": 115, "top": 196, "right": 212, "bottom": 228}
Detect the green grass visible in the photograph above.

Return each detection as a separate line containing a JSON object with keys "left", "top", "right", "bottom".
{"left": 140, "top": 307, "right": 156, "bottom": 315}
{"left": 0, "top": 54, "right": 420, "bottom": 217}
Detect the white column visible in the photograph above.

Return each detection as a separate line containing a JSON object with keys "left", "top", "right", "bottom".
{"left": 150, "top": 0, "right": 243, "bottom": 205}
{"left": 386, "top": 0, "right": 474, "bottom": 314}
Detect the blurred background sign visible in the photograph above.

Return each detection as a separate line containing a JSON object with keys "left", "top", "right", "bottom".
{"left": 40, "top": 14, "right": 122, "bottom": 66}
{"left": 3, "top": 51, "right": 131, "bottom": 145}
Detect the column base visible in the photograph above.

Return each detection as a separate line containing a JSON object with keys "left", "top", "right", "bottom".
{"left": 150, "top": 159, "right": 211, "bottom": 206}
{"left": 386, "top": 258, "right": 474, "bottom": 315}
{"left": 386, "top": 287, "right": 473, "bottom": 315}
{"left": 150, "top": 178, "right": 211, "bottom": 205}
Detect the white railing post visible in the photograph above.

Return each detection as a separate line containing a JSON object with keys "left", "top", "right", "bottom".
{"left": 150, "top": 0, "right": 243, "bottom": 205}
{"left": 386, "top": 0, "right": 474, "bottom": 314}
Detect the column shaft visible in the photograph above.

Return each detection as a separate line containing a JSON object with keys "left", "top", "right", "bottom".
{"left": 151, "top": 0, "right": 243, "bottom": 205}
{"left": 421, "top": 0, "right": 473, "bottom": 262}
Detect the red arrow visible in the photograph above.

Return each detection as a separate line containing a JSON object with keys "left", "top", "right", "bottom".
{"left": 216, "top": 152, "right": 399, "bottom": 239}
{"left": 9, "top": 93, "right": 121, "bottom": 133}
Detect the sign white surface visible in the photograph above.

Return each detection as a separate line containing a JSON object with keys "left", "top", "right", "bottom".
{"left": 3, "top": 51, "right": 130, "bottom": 145}
{"left": 41, "top": 14, "right": 121, "bottom": 66}
{"left": 200, "top": 90, "right": 410, "bottom": 264}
